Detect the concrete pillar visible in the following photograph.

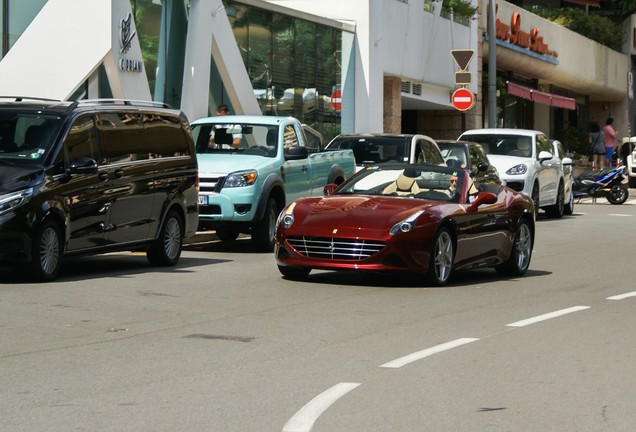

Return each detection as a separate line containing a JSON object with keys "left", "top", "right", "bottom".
{"left": 383, "top": 76, "right": 402, "bottom": 133}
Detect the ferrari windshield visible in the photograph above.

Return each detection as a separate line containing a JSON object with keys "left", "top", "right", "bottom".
{"left": 336, "top": 164, "right": 464, "bottom": 202}
{"left": 0, "top": 112, "right": 63, "bottom": 164}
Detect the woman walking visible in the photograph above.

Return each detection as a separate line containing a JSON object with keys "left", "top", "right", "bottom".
{"left": 589, "top": 122, "right": 605, "bottom": 170}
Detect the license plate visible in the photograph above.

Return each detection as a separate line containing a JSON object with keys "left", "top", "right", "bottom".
{"left": 198, "top": 195, "right": 208, "bottom": 205}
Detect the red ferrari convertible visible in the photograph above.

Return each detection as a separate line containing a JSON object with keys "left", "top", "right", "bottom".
{"left": 274, "top": 163, "right": 535, "bottom": 285}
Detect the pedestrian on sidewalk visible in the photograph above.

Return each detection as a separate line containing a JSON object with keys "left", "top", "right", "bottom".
{"left": 589, "top": 121, "right": 605, "bottom": 170}
{"left": 602, "top": 117, "right": 617, "bottom": 167}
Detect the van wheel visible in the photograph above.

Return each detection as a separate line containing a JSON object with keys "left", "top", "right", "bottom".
{"left": 252, "top": 198, "right": 278, "bottom": 252}
{"left": 30, "top": 219, "right": 63, "bottom": 282}
{"left": 147, "top": 210, "right": 183, "bottom": 266}
{"left": 563, "top": 188, "right": 574, "bottom": 215}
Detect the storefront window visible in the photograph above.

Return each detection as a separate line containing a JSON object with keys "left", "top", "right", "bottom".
{"left": 5, "top": 0, "right": 45, "bottom": 54}
{"left": 222, "top": 2, "right": 343, "bottom": 142}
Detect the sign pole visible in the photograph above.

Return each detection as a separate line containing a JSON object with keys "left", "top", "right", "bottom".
{"left": 488, "top": 0, "right": 497, "bottom": 128}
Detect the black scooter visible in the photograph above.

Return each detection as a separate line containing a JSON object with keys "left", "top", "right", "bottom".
{"left": 572, "top": 165, "right": 629, "bottom": 205}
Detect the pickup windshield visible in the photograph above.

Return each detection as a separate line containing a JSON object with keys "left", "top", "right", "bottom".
{"left": 192, "top": 123, "right": 279, "bottom": 158}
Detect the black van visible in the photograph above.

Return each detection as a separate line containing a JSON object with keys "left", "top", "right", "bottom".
{"left": 0, "top": 98, "right": 198, "bottom": 281}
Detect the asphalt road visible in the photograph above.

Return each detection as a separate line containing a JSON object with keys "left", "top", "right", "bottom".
{"left": 1, "top": 197, "right": 635, "bottom": 431}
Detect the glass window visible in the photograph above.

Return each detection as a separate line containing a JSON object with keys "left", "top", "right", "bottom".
{"left": 144, "top": 113, "right": 190, "bottom": 157}
{"left": 65, "top": 115, "right": 100, "bottom": 163}
{"left": 97, "top": 112, "right": 147, "bottom": 164}
{"left": 7, "top": 0, "right": 45, "bottom": 50}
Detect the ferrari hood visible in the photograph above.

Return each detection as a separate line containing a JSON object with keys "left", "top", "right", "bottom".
{"left": 293, "top": 195, "right": 436, "bottom": 232}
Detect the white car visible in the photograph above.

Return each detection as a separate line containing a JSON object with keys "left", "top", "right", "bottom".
{"left": 550, "top": 139, "right": 575, "bottom": 215}
{"left": 458, "top": 128, "right": 570, "bottom": 218}
{"left": 626, "top": 137, "right": 636, "bottom": 188}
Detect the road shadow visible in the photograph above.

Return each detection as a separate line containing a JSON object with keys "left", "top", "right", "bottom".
{"left": 0, "top": 253, "right": 224, "bottom": 285}
{"left": 280, "top": 267, "right": 551, "bottom": 289}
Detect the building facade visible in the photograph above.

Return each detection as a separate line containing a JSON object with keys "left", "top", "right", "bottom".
{"left": 0, "top": 0, "right": 633, "bottom": 150}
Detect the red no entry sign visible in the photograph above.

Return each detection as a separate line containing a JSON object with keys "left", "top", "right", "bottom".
{"left": 451, "top": 88, "right": 474, "bottom": 111}
{"left": 330, "top": 89, "right": 342, "bottom": 111}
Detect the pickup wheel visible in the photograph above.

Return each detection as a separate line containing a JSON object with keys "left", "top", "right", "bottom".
{"left": 252, "top": 198, "right": 279, "bottom": 252}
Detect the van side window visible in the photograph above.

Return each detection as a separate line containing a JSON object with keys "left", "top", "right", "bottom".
{"left": 143, "top": 114, "right": 190, "bottom": 157}
{"left": 97, "top": 112, "right": 147, "bottom": 164}
{"left": 65, "top": 115, "right": 100, "bottom": 163}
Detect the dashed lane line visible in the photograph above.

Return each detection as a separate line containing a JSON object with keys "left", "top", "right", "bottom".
{"left": 607, "top": 291, "right": 636, "bottom": 300}
{"left": 505, "top": 306, "right": 590, "bottom": 328}
{"left": 379, "top": 338, "right": 480, "bottom": 369}
{"left": 282, "top": 382, "right": 360, "bottom": 432}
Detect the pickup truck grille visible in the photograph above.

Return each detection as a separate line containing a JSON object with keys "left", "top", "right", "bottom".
{"left": 287, "top": 236, "right": 385, "bottom": 260}
{"left": 199, "top": 175, "right": 225, "bottom": 193}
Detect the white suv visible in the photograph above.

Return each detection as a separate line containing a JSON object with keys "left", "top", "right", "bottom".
{"left": 458, "top": 128, "right": 570, "bottom": 218}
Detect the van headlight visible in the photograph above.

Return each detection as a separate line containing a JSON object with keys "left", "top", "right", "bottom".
{"left": 223, "top": 170, "right": 258, "bottom": 188}
{"left": 0, "top": 188, "right": 34, "bottom": 215}
{"left": 506, "top": 164, "right": 528, "bottom": 175}
{"left": 390, "top": 210, "right": 425, "bottom": 235}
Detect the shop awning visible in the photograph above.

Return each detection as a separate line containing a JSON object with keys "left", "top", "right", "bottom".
{"left": 507, "top": 82, "right": 576, "bottom": 110}
{"left": 564, "top": 0, "right": 600, "bottom": 7}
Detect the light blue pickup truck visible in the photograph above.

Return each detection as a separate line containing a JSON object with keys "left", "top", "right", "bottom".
{"left": 191, "top": 115, "right": 356, "bottom": 251}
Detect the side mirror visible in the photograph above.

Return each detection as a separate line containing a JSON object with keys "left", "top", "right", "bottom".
{"left": 323, "top": 183, "right": 338, "bottom": 196}
{"left": 562, "top": 157, "right": 573, "bottom": 166}
{"left": 467, "top": 191, "right": 497, "bottom": 212}
{"left": 285, "top": 146, "right": 309, "bottom": 160}
{"left": 69, "top": 157, "right": 98, "bottom": 174}
{"left": 538, "top": 150, "right": 553, "bottom": 162}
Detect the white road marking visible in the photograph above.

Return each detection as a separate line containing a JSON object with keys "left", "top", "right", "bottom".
{"left": 506, "top": 306, "right": 590, "bottom": 328}
{"left": 282, "top": 382, "right": 360, "bottom": 432}
{"left": 379, "top": 338, "right": 479, "bottom": 369}
{"left": 607, "top": 291, "right": 636, "bottom": 300}
{"left": 609, "top": 213, "right": 632, "bottom": 217}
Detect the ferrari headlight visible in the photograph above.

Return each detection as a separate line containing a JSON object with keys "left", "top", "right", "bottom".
{"left": 224, "top": 170, "right": 258, "bottom": 188}
{"left": 390, "top": 210, "right": 425, "bottom": 235}
{"left": 506, "top": 164, "right": 527, "bottom": 175}
{"left": 0, "top": 188, "right": 33, "bottom": 215}
{"left": 276, "top": 202, "right": 297, "bottom": 229}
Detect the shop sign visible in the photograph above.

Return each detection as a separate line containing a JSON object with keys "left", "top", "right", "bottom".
{"left": 118, "top": 12, "right": 143, "bottom": 73}
{"left": 495, "top": 9, "right": 558, "bottom": 59}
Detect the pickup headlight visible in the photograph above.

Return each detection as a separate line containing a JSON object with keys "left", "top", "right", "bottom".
{"left": 277, "top": 202, "right": 297, "bottom": 229}
{"left": 223, "top": 170, "right": 258, "bottom": 188}
{"left": 506, "top": 164, "right": 528, "bottom": 175}
{"left": 390, "top": 210, "right": 425, "bottom": 235}
{"left": 0, "top": 188, "right": 34, "bottom": 215}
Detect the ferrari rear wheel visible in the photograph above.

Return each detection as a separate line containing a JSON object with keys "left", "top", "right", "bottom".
{"left": 278, "top": 265, "right": 311, "bottom": 280}
{"left": 426, "top": 228, "right": 454, "bottom": 286}
{"left": 496, "top": 219, "right": 533, "bottom": 276}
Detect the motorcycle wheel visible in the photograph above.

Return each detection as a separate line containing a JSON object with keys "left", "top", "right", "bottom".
{"left": 607, "top": 184, "right": 628, "bottom": 205}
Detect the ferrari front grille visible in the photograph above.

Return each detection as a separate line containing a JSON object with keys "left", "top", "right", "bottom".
{"left": 287, "top": 236, "right": 385, "bottom": 260}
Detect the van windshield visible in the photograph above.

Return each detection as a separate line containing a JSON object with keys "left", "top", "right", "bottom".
{"left": 0, "top": 113, "right": 63, "bottom": 164}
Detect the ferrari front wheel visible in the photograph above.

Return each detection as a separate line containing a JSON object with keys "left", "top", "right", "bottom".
{"left": 496, "top": 219, "right": 533, "bottom": 276}
{"left": 426, "top": 228, "right": 454, "bottom": 286}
